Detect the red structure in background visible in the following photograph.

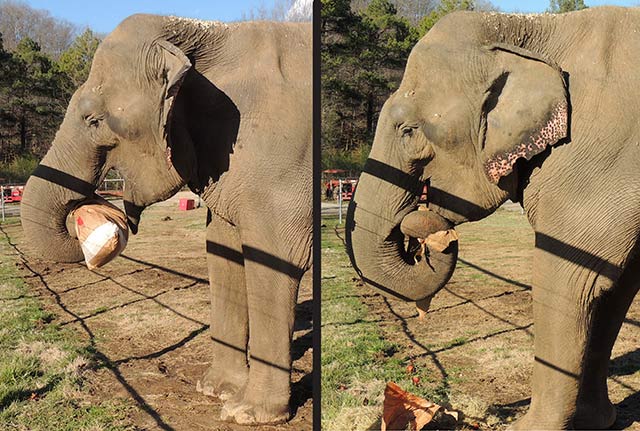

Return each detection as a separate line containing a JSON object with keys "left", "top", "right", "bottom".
{"left": 2, "top": 185, "right": 23, "bottom": 203}
{"left": 179, "top": 198, "right": 195, "bottom": 211}
{"left": 323, "top": 169, "right": 360, "bottom": 201}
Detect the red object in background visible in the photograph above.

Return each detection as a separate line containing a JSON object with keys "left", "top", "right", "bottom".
{"left": 179, "top": 198, "right": 195, "bottom": 211}
{"left": 325, "top": 178, "right": 359, "bottom": 201}
{"left": 2, "top": 186, "right": 23, "bottom": 203}
{"left": 341, "top": 181, "right": 355, "bottom": 201}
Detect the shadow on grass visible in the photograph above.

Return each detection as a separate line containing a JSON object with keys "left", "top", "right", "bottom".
{"left": 2, "top": 224, "right": 313, "bottom": 429}
{"left": 485, "top": 397, "right": 531, "bottom": 424}
{"left": 0, "top": 377, "right": 61, "bottom": 410}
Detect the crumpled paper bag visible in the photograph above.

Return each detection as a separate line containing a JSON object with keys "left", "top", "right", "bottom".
{"left": 382, "top": 382, "right": 458, "bottom": 430}
{"left": 72, "top": 199, "right": 128, "bottom": 270}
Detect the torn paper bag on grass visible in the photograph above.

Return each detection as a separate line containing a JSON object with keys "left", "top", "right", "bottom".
{"left": 382, "top": 382, "right": 458, "bottom": 430}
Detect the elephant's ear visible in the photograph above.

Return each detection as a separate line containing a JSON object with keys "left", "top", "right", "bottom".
{"left": 156, "top": 40, "right": 192, "bottom": 151}
{"left": 480, "top": 43, "right": 569, "bottom": 184}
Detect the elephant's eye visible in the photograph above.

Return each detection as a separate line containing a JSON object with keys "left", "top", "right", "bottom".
{"left": 83, "top": 114, "right": 100, "bottom": 128}
{"left": 401, "top": 126, "right": 415, "bottom": 137}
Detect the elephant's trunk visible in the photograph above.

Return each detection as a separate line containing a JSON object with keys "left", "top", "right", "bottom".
{"left": 21, "top": 134, "right": 104, "bottom": 263}
{"left": 345, "top": 171, "right": 458, "bottom": 302}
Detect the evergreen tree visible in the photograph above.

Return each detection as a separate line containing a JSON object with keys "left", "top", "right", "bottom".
{"left": 322, "top": 0, "right": 416, "bottom": 163}
{"left": 0, "top": 8, "right": 102, "bottom": 168}
{"left": 548, "top": 0, "right": 587, "bottom": 13}
{"left": 0, "top": 37, "right": 66, "bottom": 160}
{"left": 57, "top": 28, "right": 100, "bottom": 91}
{"left": 417, "top": 0, "right": 474, "bottom": 37}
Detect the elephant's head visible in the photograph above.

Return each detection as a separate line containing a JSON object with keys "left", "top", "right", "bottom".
{"left": 346, "top": 12, "right": 569, "bottom": 302}
{"left": 21, "top": 14, "right": 237, "bottom": 262}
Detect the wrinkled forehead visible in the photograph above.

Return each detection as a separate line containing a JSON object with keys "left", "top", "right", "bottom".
{"left": 90, "top": 38, "right": 136, "bottom": 77}
{"left": 397, "top": 41, "right": 487, "bottom": 111}
{"left": 85, "top": 37, "right": 161, "bottom": 95}
{"left": 401, "top": 42, "right": 469, "bottom": 92}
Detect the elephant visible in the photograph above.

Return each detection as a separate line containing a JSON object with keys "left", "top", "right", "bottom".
{"left": 20, "top": 14, "right": 311, "bottom": 425}
{"left": 346, "top": 6, "right": 640, "bottom": 430}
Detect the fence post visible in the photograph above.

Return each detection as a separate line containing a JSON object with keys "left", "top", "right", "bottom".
{"left": 1, "top": 186, "right": 4, "bottom": 222}
{"left": 338, "top": 179, "right": 343, "bottom": 225}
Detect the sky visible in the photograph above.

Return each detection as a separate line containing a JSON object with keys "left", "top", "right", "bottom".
{"left": 20, "top": 0, "right": 640, "bottom": 33}
{"left": 491, "top": 0, "right": 638, "bottom": 13}
{"left": 22, "top": 0, "right": 283, "bottom": 33}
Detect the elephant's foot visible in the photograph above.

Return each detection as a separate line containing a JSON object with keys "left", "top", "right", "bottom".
{"left": 196, "top": 364, "right": 248, "bottom": 401}
{"left": 507, "top": 411, "right": 571, "bottom": 431}
{"left": 574, "top": 400, "right": 616, "bottom": 430}
{"left": 219, "top": 390, "right": 290, "bottom": 425}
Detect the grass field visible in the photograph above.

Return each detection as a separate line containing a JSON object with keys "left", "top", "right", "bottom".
{"left": 0, "top": 202, "right": 313, "bottom": 431}
{"left": 322, "top": 208, "right": 640, "bottom": 430}
{"left": 0, "top": 218, "right": 134, "bottom": 431}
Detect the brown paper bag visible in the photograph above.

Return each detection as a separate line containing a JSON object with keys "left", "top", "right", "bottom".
{"left": 72, "top": 199, "right": 129, "bottom": 270}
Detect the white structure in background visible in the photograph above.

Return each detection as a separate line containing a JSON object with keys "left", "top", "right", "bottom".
{"left": 286, "top": 0, "right": 312, "bottom": 21}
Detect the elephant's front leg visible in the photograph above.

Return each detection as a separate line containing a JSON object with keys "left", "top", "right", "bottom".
{"left": 511, "top": 245, "right": 619, "bottom": 430}
{"left": 197, "top": 214, "right": 249, "bottom": 400}
{"left": 574, "top": 258, "right": 640, "bottom": 429}
{"left": 220, "top": 255, "right": 300, "bottom": 425}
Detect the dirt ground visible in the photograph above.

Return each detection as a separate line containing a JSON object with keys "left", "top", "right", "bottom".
{"left": 2, "top": 198, "right": 312, "bottom": 431}
{"left": 327, "top": 208, "right": 640, "bottom": 430}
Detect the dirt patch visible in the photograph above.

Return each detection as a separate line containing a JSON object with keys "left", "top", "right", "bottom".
{"left": 328, "top": 209, "right": 640, "bottom": 430}
{"left": 4, "top": 202, "right": 312, "bottom": 431}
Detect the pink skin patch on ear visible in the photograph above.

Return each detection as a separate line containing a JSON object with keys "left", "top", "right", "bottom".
{"left": 484, "top": 101, "right": 568, "bottom": 183}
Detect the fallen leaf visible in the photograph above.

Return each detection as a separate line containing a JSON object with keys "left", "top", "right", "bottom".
{"left": 381, "top": 382, "right": 440, "bottom": 431}
{"left": 411, "top": 376, "right": 421, "bottom": 386}
{"left": 406, "top": 363, "right": 415, "bottom": 374}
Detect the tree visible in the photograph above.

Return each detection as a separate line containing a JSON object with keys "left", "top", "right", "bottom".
{"left": 352, "top": 0, "right": 440, "bottom": 25}
{"left": 0, "top": 36, "right": 68, "bottom": 161}
{"left": 57, "top": 29, "right": 101, "bottom": 91}
{"left": 286, "top": 0, "right": 313, "bottom": 21}
{"left": 0, "top": 0, "right": 76, "bottom": 58}
{"left": 416, "top": 0, "right": 474, "bottom": 37}
{"left": 322, "top": 0, "right": 417, "bottom": 159}
{"left": 241, "top": 0, "right": 307, "bottom": 21}
{"left": 548, "top": 0, "right": 587, "bottom": 13}
{"left": 0, "top": 5, "right": 100, "bottom": 167}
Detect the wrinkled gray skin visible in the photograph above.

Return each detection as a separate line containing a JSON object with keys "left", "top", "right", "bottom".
{"left": 21, "top": 15, "right": 311, "bottom": 425}
{"left": 347, "top": 7, "right": 640, "bottom": 430}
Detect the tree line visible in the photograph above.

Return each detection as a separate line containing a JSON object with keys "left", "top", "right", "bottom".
{"left": 321, "top": 0, "right": 587, "bottom": 172}
{"left": 0, "top": 0, "right": 587, "bottom": 181}
{"left": 0, "top": 0, "right": 307, "bottom": 183}
{"left": 0, "top": 1, "right": 100, "bottom": 182}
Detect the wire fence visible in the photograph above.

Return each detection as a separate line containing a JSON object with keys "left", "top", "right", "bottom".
{"left": 0, "top": 178, "right": 127, "bottom": 222}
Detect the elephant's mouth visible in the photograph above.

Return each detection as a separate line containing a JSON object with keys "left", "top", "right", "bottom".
{"left": 398, "top": 207, "right": 458, "bottom": 264}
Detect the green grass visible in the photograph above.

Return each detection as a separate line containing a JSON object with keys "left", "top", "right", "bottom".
{"left": 322, "top": 216, "right": 450, "bottom": 430}
{"left": 0, "top": 221, "right": 134, "bottom": 430}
